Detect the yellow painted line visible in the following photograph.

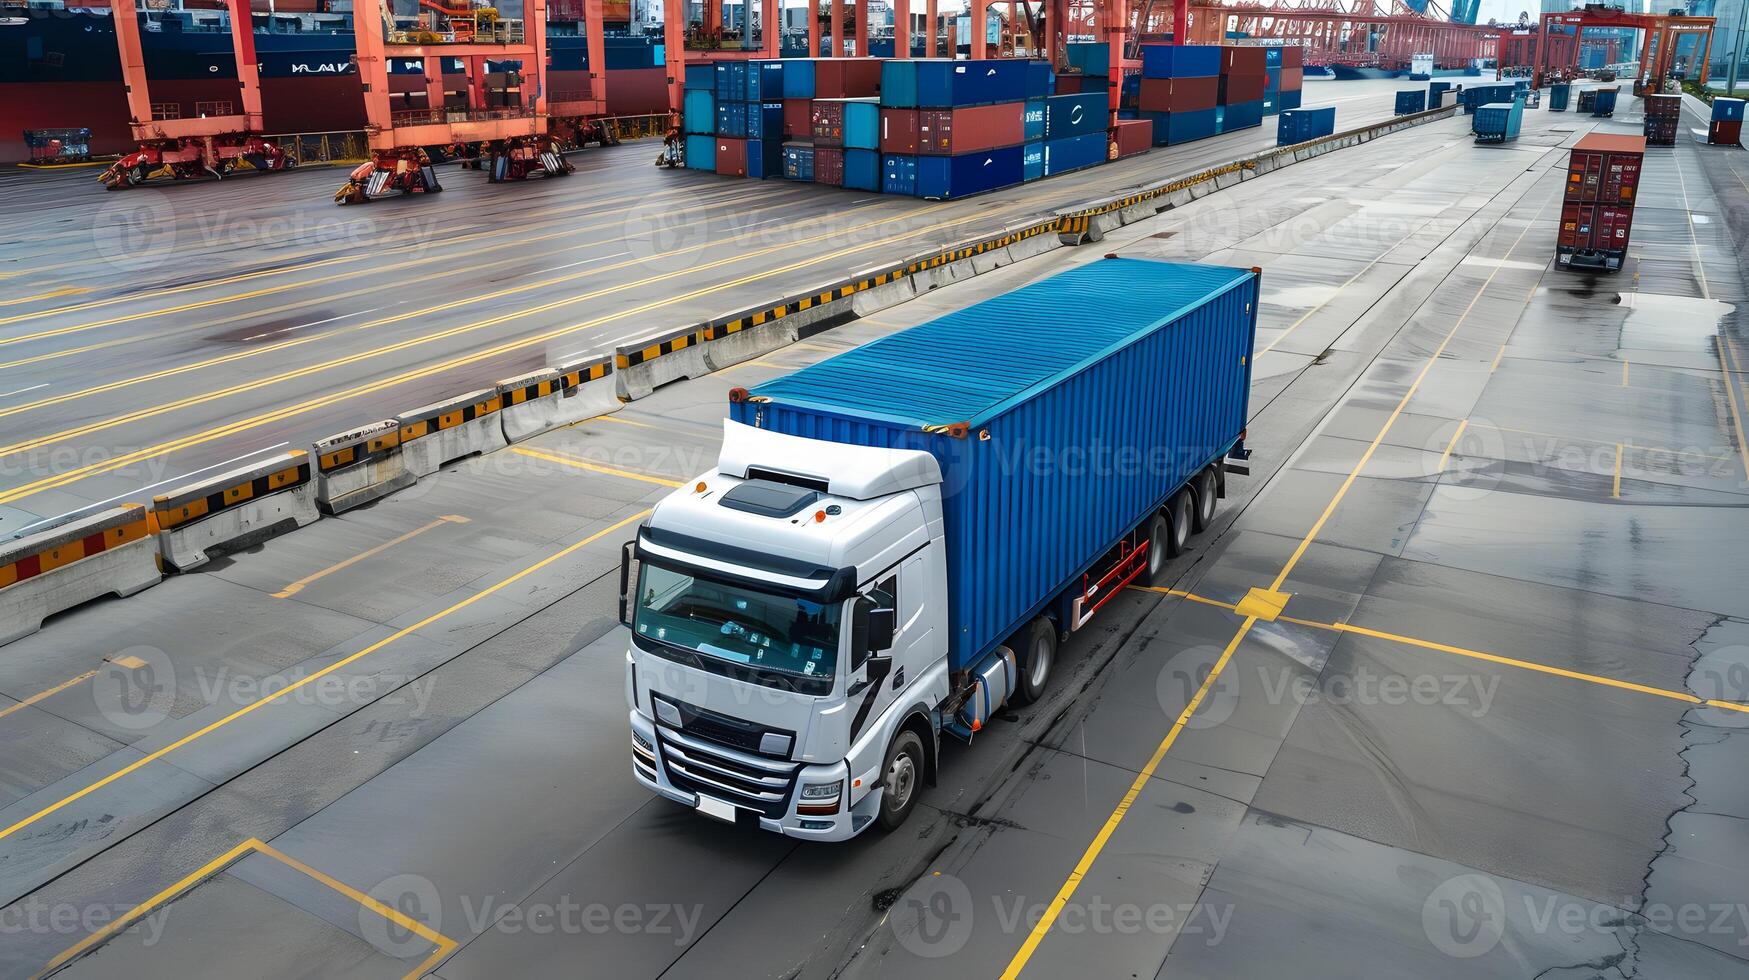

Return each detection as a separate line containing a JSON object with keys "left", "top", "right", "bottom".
{"left": 1621, "top": 358, "right": 1630, "bottom": 387}
{"left": 1002, "top": 176, "right": 1561, "bottom": 979}
{"left": 1135, "top": 585, "right": 1239, "bottom": 613}
{"left": 0, "top": 670, "right": 99, "bottom": 722}
{"left": 0, "top": 200, "right": 957, "bottom": 461}
{"left": 0, "top": 204, "right": 982, "bottom": 507}
{"left": 35, "top": 837, "right": 458, "bottom": 980}
{"left": 17, "top": 160, "right": 108, "bottom": 170}
{"left": 107, "top": 653, "right": 149, "bottom": 670}
{"left": 1437, "top": 418, "right": 1469, "bottom": 473}
{"left": 587, "top": 414, "right": 655, "bottom": 429}
{"left": 1613, "top": 443, "right": 1624, "bottom": 499}
{"left": 0, "top": 509, "right": 649, "bottom": 846}
{"left": 0, "top": 286, "right": 90, "bottom": 308}
{"left": 1480, "top": 421, "right": 1734, "bottom": 464}
{"left": 273, "top": 514, "right": 469, "bottom": 598}
{"left": 1489, "top": 343, "right": 1507, "bottom": 373}
{"left": 34, "top": 838, "right": 261, "bottom": 978}
{"left": 1257, "top": 231, "right": 1424, "bottom": 356}
{"left": 510, "top": 446, "right": 683, "bottom": 487}
{"left": 1717, "top": 333, "right": 1749, "bottom": 483}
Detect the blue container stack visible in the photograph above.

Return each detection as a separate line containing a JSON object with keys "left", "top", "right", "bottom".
{"left": 1135, "top": 43, "right": 1221, "bottom": 147}
{"left": 1473, "top": 100, "right": 1523, "bottom": 143}
{"left": 1276, "top": 106, "right": 1336, "bottom": 145}
{"left": 1395, "top": 89, "right": 1427, "bottom": 115}
{"left": 1716, "top": 98, "right": 1747, "bottom": 121}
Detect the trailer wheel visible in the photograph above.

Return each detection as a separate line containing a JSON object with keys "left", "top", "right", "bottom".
{"left": 1146, "top": 514, "right": 1169, "bottom": 579}
{"left": 1192, "top": 469, "right": 1218, "bottom": 533}
{"left": 1165, "top": 489, "right": 1193, "bottom": 557}
{"left": 1011, "top": 617, "right": 1056, "bottom": 707}
{"left": 876, "top": 729, "right": 926, "bottom": 832}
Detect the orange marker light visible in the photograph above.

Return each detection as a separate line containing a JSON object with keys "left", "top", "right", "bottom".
{"left": 814, "top": 510, "right": 827, "bottom": 523}
{"left": 694, "top": 481, "right": 708, "bottom": 493}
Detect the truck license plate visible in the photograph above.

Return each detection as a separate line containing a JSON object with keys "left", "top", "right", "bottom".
{"left": 696, "top": 794, "right": 738, "bottom": 823}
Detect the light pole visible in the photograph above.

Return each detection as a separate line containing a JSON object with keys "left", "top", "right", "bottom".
{"left": 1731, "top": 0, "right": 1748, "bottom": 95}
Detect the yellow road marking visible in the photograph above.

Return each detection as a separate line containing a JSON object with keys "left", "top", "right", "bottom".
{"left": 1480, "top": 420, "right": 1734, "bottom": 464}
{"left": 1717, "top": 333, "right": 1749, "bottom": 483}
{"left": 1437, "top": 418, "right": 1469, "bottom": 473}
{"left": 1489, "top": 342, "right": 1506, "bottom": 373}
{"left": 0, "top": 286, "right": 90, "bottom": 308}
{"left": 0, "top": 204, "right": 985, "bottom": 506}
{"left": 0, "top": 509, "right": 649, "bottom": 845}
{"left": 1233, "top": 587, "right": 1290, "bottom": 622}
{"left": 1002, "top": 171, "right": 1560, "bottom": 979}
{"left": 273, "top": 515, "right": 470, "bottom": 598}
{"left": 1621, "top": 358, "right": 1630, "bottom": 387}
{"left": 1257, "top": 236, "right": 1421, "bottom": 356}
{"left": 36, "top": 837, "right": 458, "bottom": 980}
{"left": 509, "top": 446, "right": 683, "bottom": 487}
{"left": 107, "top": 654, "right": 149, "bottom": 670}
{"left": 587, "top": 415, "right": 655, "bottom": 428}
{"left": 1613, "top": 442, "right": 1624, "bottom": 498}
{"left": 0, "top": 670, "right": 99, "bottom": 722}
{"left": 0, "top": 200, "right": 957, "bottom": 459}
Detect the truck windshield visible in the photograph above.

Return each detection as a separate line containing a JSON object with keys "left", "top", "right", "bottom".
{"left": 633, "top": 561, "right": 840, "bottom": 682}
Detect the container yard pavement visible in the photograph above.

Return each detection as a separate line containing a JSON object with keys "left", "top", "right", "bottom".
{"left": 0, "top": 79, "right": 1409, "bottom": 537}
{"left": 2, "top": 91, "right": 1746, "bottom": 980}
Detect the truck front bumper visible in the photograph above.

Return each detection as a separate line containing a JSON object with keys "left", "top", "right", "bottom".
{"left": 629, "top": 709, "right": 880, "bottom": 842}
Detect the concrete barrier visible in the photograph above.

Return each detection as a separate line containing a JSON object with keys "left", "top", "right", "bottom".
{"left": 152, "top": 450, "right": 319, "bottom": 572}
{"left": 313, "top": 419, "right": 411, "bottom": 515}
{"left": 396, "top": 388, "right": 508, "bottom": 477}
{"left": 497, "top": 355, "right": 621, "bottom": 443}
{"left": 614, "top": 322, "right": 708, "bottom": 401}
{"left": 0, "top": 504, "right": 161, "bottom": 645}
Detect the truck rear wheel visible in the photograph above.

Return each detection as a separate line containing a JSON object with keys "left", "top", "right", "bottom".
{"left": 1192, "top": 468, "right": 1218, "bottom": 532}
{"left": 1011, "top": 617, "right": 1056, "bottom": 706}
{"left": 1146, "top": 515, "right": 1168, "bottom": 578}
{"left": 1166, "top": 489, "right": 1193, "bottom": 557}
{"left": 877, "top": 730, "right": 926, "bottom": 832}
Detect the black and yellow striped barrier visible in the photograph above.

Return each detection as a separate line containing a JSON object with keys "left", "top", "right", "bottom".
{"left": 0, "top": 503, "right": 163, "bottom": 645}
{"left": 395, "top": 388, "right": 510, "bottom": 478}
{"left": 496, "top": 354, "right": 621, "bottom": 442}
{"left": 151, "top": 450, "right": 320, "bottom": 571}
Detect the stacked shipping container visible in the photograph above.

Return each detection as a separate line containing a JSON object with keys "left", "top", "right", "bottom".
{"left": 1131, "top": 43, "right": 1298, "bottom": 147}
{"left": 1472, "top": 101, "right": 1522, "bottom": 144}
{"left": 1644, "top": 93, "right": 1680, "bottom": 146}
{"left": 1711, "top": 98, "right": 1744, "bottom": 146}
{"left": 1557, "top": 133, "right": 1643, "bottom": 273}
{"left": 1277, "top": 106, "right": 1336, "bottom": 146}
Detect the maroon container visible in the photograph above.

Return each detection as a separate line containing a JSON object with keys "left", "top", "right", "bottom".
{"left": 1283, "top": 45, "right": 1302, "bottom": 68}
{"left": 1221, "top": 46, "right": 1267, "bottom": 76}
{"left": 811, "top": 100, "right": 846, "bottom": 146}
{"left": 1713, "top": 120, "right": 1743, "bottom": 145}
{"left": 1138, "top": 76, "right": 1218, "bottom": 112}
{"left": 1218, "top": 73, "right": 1267, "bottom": 105}
{"left": 881, "top": 107, "right": 920, "bottom": 154}
{"left": 1114, "top": 119, "right": 1150, "bottom": 157}
{"left": 814, "top": 146, "right": 845, "bottom": 185}
{"left": 1282, "top": 66, "right": 1303, "bottom": 90}
{"left": 814, "top": 58, "right": 884, "bottom": 99}
{"left": 917, "top": 103, "right": 1025, "bottom": 155}
{"left": 1057, "top": 75, "right": 1085, "bottom": 94}
{"left": 715, "top": 137, "right": 747, "bottom": 177}
{"left": 783, "top": 98, "right": 812, "bottom": 138}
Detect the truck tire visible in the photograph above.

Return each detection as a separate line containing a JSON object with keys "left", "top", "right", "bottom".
{"left": 1192, "top": 468, "right": 1218, "bottom": 533}
{"left": 1011, "top": 617, "right": 1057, "bottom": 706}
{"left": 877, "top": 730, "right": 926, "bottom": 832}
{"left": 1166, "top": 489, "right": 1193, "bottom": 557}
{"left": 1146, "top": 514, "right": 1169, "bottom": 578}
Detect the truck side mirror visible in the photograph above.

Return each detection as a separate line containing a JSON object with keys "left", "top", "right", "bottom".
{"left": 618, "top": 541, "right": 639, "bottom": 628}
{"left": 851, "top": 598, "right": 897, "bottom": 668}
{"left": 866, "top": 607, "right": 896, "bottom": 652}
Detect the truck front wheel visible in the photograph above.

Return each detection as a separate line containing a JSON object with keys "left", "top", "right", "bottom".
{"left": 1011, "top": 617, "right": 1057, "bottom": 706}
{"left": 877, "top": 730, "right": 927, "bottom": 832}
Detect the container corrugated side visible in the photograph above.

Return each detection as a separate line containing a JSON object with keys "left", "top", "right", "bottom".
{"left": 730, "top": 259, "right": 1259, "bottom": 669}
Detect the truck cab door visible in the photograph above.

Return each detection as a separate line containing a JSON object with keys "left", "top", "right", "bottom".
{"left": 847, "top": 554, "right": 931, "bottom": 748}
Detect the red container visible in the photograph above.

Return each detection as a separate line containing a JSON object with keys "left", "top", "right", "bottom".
{"left": 815, "top": 58, "right": 884, "bottom": 99}
{"left": 783, "top": 98, "right": 811, "bottom": 138}
{"left": 814, "top": 146, "right": 845, "bottom": 186}
{"left": 715, "top": 137, "right": 747, "bottom": 177}
{"left": 811, "top": 100, "right": 846, "bottom": 145}
{"left": 1221, "top": 46, "right": 1267, "bottom": 76}
{"left": 1282, "top": 66, "right": 1303, "bottom": 90}
{"left": 1057, "top": 75, "right": 1085, "bottom": 94}
{"left": 881, "top": 107, "right": 920, "bottom": 153}
{"left": 1138, "top": 76, "right": 1217, "bottom": 112}
{"left": 1558, "top": 203, "right": 1591, "bottom": 250}
{"left": 1114, "top": 119, "right": 1151, "bottom": 157}
{"left": 916, "top": 103, "right": 1025, "bottom": 155}
{"left": 1711, "top": 120, "right": 1742, "bottom": 145}
{"left": 1564, "top": 133, "right": 1644, "bottom": 204}
{"left": 1283, "top": 45, "right": 1302, "bottom": 68}
{"left": 1218, "top": 73, "right": 1267, "bottom": 105}
{"left": 1595, "top": 204, "right": 1634, "bottom": 249}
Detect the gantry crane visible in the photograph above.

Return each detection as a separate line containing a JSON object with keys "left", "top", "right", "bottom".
{"left": 99, "top": 0, "right": 295, "bottom": 189}
{"left": 336, "top": 0, "right": 577, "bottom": 204}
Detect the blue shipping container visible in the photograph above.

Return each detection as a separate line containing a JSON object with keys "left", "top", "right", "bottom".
{"left": 746, "top": 139, "right": 785, "bottom": 179}
{"left": 782, "top": 58, "right": 817, "bottom": 99}
{"left": 1276, "top": 106, "right": 1335, "bottom": 145}
{"left": 843, "top": 98, "right": 881, "bottom": 150}
{"left": 882, "top": 154, "right": 917, "bottom": 195}
{"left": 1043, "top": 131, "right": 1106, "bottom": 176}
{"left": 1473, "top": 101, "right": 1523, "bottom": 143}
{"left": 1217, "top": 100, "right": 1263, "bottom": 132}
{"left": 683, "top": 89, "right": 715, "bottom": 135}
{"left": 746, "top": 61, "right": 786, "bottom": 101}
{"left": 1395, "top": 90, "right": 1426, "bottom": 115}
{"left": 685, "top": 135, "right": 717, "bottom": 171}
{"left": 730, "top": 258, "right": 1259, "bottom": 669}
{"left": 1281, "top": 89, "right": 1302, "bottom": 110}
{"left": 715, "top": 62, "right": 748, "bottom": 102}
{"left": 1026, "top": 60, "right": 1055, "bottom": 99}
{"left": 685, "top": 64, "right": 716, "bottom": 91}
{"left": 746, "top": 102, "right": 786, "bottom": 140}
{"left": 881, "top": 58, "right": 1039, "bottom": 108}
{"left": 916, "top": 145, "right": 1024, "bottom": 198}
{"left": 1066, "top": 42, "right": 1111, "bottom": 77}
{"left": 1140, "top": 43, "right": 1221, "bottom": 79}
{"left": 783, "top": 142, "right": 815, "bottom": 181}
{"left": 716, "top": 101, "right": 748, "bottom": 138}
{"left": 1156, "top": 108, "right": 1218, "bottom": 145}
{"left": 1044, "top": 92, "right": 1109, "bottom": 139}
{"left": 1549, "top": 83, "right": 1570, "bottom": 111}
{"left": 1023, "top": 99, "right": 1046, "bottom": 141}
{"left": 1022, "top": 142, "right": 1044, "bottom": 181}
{"left": 844, "top": 148, "right": 881, "bottom": 191}
{"left": 1592, "top": 88, "right": 1617, "bottom": 116}
{"left": 1265, "top": 46, "right": 1284, "bottom": 68}
{"left": 1716, "top": 98, "right": 1747, "bottom": 121}
{"left": 1266, "top": 67, "right": 1281, "bottom": 93}
{"left": 1429, "top": 80, "right": 1452, "bottom": 102}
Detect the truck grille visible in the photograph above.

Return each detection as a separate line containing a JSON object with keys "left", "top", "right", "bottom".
{"left": 657, "top": 725, "right": 799, "bottom": 819}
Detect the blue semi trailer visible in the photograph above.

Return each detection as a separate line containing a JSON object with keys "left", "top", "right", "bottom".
{"left": 619, "top": 257, "right": 1260, "bottom": 840}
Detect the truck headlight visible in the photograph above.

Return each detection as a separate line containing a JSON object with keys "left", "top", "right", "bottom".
{"left": 800, "top": 781, "right": 841, "bottom": 801}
